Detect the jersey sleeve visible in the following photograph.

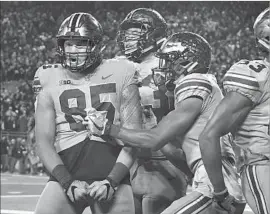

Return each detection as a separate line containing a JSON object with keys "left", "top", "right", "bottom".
{"left": 32, "top": 65, "right": 52, "bottom": 95}
{"left": 174, "top": 74, "right": 212, "bottom": 104}
{"left": 32, "top": 65, "right": 53, "bottom": 111}
{"left": 223, "top": 60, "right": 262, "bottom": 103}
{"left": 32, "top": 67, "right": 43, "bottom": 95}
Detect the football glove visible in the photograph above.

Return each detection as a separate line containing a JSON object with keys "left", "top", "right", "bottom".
{"left": 65, "top": 180, "right": 89, "bottom": 203}
{"left": 87, "top": 179, "right": 116, "bottom": 201}
{"left": 84, "top": 107, "right": 111, "bottom": 136}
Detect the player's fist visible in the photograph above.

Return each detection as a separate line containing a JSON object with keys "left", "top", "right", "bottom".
{"left": 212, "top": 189, "right": 236, "bottom": 214}
{"left": 65, "top": 180, "right": 89, "bottom": 203}
{"left": 87, "top": 179, "right": 116, "bottom": 201}
{"left": 84, "top": 108, "right": 111, "bottom": 136}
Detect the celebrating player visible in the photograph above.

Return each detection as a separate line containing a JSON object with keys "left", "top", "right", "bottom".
{"left": 85, "top": 32, "right": 246, "bottom": 213}
{"left": 199, "top": 8, "right": 270, "bottom": 214}
{"left": 116, "top": 8, "right": 189, "bottom": 214}
{"left": 33, "top": 12, "right": 141, "bottom": 214}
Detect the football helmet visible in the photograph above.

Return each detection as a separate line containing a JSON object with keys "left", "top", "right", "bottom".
{"left": 117, "top": 8, "right": 167, "bottom": 61}
{"left": 152, "top": 32, "right": 212, "bottom": 91}
{"left": 56, "top": 12, "right": 103, "bottom": 73}
{"left": 253, "top": 7, "right": 270, "bottom": 53}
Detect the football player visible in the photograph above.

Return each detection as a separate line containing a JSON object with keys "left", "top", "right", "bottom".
{"left": 116, "top": 8, "right": 189, "bottom": 214}
{"left": 199, "top": 8, "right": 270, "bottom": 214}
{"left": 85, "top": 32, "right": 246, "bottom": 214}
{"left": 33, "top": 12, "right": 141, "bottom": 214}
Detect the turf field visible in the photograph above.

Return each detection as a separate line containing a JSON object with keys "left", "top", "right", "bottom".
{"left": 1, "top": 172, "right": 254, "bottom": 214}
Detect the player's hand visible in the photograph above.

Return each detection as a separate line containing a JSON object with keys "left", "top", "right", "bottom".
{"left": 87, "top": 179, "right": 116, "bottom": 201}
{"left": 212, "top": 190, "right": 236, "bottom": 214}
{"left": 84, "top": 107, "right": 111, "bottom": 136}
{"left": 65, "top": 180, "right": 89, "bottom": 203}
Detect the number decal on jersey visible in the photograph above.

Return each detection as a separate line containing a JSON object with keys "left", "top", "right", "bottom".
{"left": 90, "top": 83, "right": 116, "bottom": 123}
{"left": 249, "top": 64, "right": 266, "bottom": 73}
{"left": 143, "top": 88, "right": 173, "bottom": 122}
{"left": 59, "top": 83, "right": 116, "bottom": 132}
{"left": 238, "top": 60, "right": 267, "bottom": 73}
{"left": 59, "top": 89, "right": 87, "bottom": 132}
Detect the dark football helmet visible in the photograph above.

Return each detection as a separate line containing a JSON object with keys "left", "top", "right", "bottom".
{"left": 253, "top": 7, "right": 270, "bottom": 53}
{"left": 117, "top": 8, "right": 167, "bottom": 61}
{"left": 56, "top": 12, "right": 104, "bottom": 73}
{"left": 152, "top": 32, "right": 212, "bottom": 91}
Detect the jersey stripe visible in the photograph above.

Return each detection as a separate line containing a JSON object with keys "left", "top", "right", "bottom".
{"left": 224, "top": 82, "right": 260, "bottom": 92}
{"left": 223, "top": 75, "right": 259, "bottom": 88}
{"left": 175, "top": 81, "right": 212, "bottom": 96}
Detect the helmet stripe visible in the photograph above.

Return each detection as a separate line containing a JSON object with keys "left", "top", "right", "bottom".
{"left": 253, "top": 8, "right": 270, "bottom": 29}
{"left": 75, "top": 13, "right": 83, "bottom": 28}
{"left": 68, "top": 13, "right": 76, "bottom": 28}
{"left": 71, "top": 13, "right": 80, "bottom": 32}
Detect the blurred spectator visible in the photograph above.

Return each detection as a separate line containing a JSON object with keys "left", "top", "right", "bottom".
{"left": 18, "top": 109, "right": 29, "bottom": 132}
{"left": 1, "top": 136, "right": 9, "bottom": 172}
{"left": 9, "top": 138, "right": 27, "bottom": 173}
{"left": 8, "top": 138, "right": 16, "bottom": 173}
{"left": 4, "top": 106, "right": 17, "bottom": 131}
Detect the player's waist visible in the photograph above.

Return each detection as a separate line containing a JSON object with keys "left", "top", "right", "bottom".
{"left": 55, "top": 131, "right": 113, "bottom": 153}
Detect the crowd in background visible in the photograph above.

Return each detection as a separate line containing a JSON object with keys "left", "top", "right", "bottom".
{"left": 0, "top": 1, "right": 268, "bottom": 174}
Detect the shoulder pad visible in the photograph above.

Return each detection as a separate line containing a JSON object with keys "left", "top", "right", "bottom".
{"left": 223, "top": 60, "right": 262, "bottom": 103}
{"left": 32, "top": 64, "right": 62, "bottom": 94}
{"left": 174, "top": 73, "right": 212, "bottom": 104}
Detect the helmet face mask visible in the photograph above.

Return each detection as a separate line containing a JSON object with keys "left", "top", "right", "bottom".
{"left": 117, "top": 8, "right": 167, "bottom": 61}
{"left": 56, "top": 13, "right": 103, "bottom": 73}
{"left": 152, "top": 32, "right": 211, "bottom": 91}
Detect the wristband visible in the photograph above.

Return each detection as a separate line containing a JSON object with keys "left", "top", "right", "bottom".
{"left": 213, "top": 188, "right": 228, "bottom": 196}
{"left": 51, "top": 164, "right": 73, "bottom": 191}
{"left": 106, "top": 162, "right": 129, "bottom": 188}
{"left": 213, "top": 188, "right": 229, "bottom": 202}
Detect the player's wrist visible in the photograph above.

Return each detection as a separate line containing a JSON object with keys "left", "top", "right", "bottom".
{"left": 106, "top": 162, "right": 129, "bottom": 189}
{"left": 213, "top": 188, "right": 229, "bottom": 202}
{"left": 51, "top": 164, "right": 73, "bottom": 192}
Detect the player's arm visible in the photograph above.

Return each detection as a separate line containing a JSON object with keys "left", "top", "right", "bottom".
{"left": 88, "top": 83, "right": 142, "bottom": 201}
{"left": 106, "top": 83, "right": 142, "bottom": 187}
{"left": 110, "top": 97, "right": 203, "bottom": 151}
{"left": 35, "top": 89, "right": 61, "bottom": 173}
{"left": 199, "top": 91, "right": 253, "bottom": 192}
{"left": 36, "top": 89, "right": 88, "bottom": 202}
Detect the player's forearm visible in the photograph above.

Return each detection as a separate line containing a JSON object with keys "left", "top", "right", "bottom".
{"left": 199, "top": 133, "right": 226, "bottom": 192}
{"left": 36, "top": 138, "right": 63, "bottom": 173}
{"left": 110, "top": 124, "right": 164, "bottom": 150}
{"left": 115, "top": 146, "right": 136, "bottom": 169}
{"left": 160, "top": 144, "right": 193, "bottom": 178}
